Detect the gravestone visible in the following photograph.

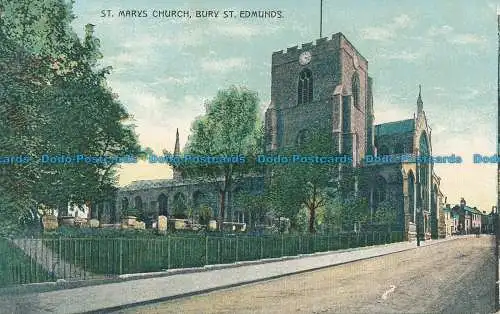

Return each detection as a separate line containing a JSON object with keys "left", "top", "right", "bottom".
{"left": 89, "top": 219, "right": 100, "bottom": 228}
{"left": 157, "top": 215, "right": 168, "bottom": 233}
{"left": 208, "top": 220, "right": 217, "bottom": 231}
{"left": 134, "top": 221, "right": 146, "bottom": 230}
{"left": 42, "top": 215, "right": 58, "bottom": 231}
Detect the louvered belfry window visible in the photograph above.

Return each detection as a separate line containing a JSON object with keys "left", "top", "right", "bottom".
{"left": 298, "top": 69, "right": 313, "bottom": 105}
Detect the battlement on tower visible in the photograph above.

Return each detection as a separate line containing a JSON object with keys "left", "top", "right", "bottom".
{"left": 272, "top": 32, "right": 368, "bottom": 66}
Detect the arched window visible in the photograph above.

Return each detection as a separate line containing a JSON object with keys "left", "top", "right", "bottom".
{"left": 394, "top": 143, "right": 405, "bottom": 154}
{"left": 408, "top": 171, "right": 415, "bottom": 223}
{"left": 378, "top": 145, "right": 390, "bottom": 156}
{"left": 158, "top": 193, "right": 168, "bottom": 217}
{"left": 134, "top": 196, "right": 143, "bottom": 210}
{"left": 352, "top": 72, "right": 360, "bottom": 108}
{"left": 296, "top": 129, "right": 310, "bottom": 147}
{"left": 298, "top": 69, "right": 313, "bottom": 105}
{"left": 375, "top": 176, "right": 387, "bottom": 204}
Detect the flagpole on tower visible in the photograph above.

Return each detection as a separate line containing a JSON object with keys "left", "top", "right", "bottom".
{"left": 320, "top": 0, "right": 323, "bottom": 38}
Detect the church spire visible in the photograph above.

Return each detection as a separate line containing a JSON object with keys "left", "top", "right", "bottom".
{"left": 174, "top": 128, "right": 180, "bottom": 155}
{"left": 417, "top": 84, "right": 423, "bottom": 114}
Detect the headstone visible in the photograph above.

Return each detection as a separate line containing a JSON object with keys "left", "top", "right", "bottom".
{"left": 157, "top": 215, "right": 168, "bottom": 233}
{"left": 60, "top": 216, "right": 75, "bottom": 226}
{"left": 42, "top": 215, "right": 58, "bottom": 231}
{"left": 89, "top": 219, "right": 100, "bottom": 228}
{"left": 74, "top": 217, "right": 88, "bottom": 227}
{"left": 123, "top": 216, "right": 137, "bottom": 226}
{"left": 134, "top": 221, "right": 146, "bottom": 230}
{"left": 174, "top": 219, "right": 186, "bottom": 230}
{"left": 208, "top": 220, "right": 217, "bottom": 231}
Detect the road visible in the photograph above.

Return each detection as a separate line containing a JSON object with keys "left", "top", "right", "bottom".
{"left": 116, "top": 236, "right": 496, "bottom": 314}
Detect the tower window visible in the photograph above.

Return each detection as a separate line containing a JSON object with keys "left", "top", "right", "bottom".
{"left": 296, "top": 129, "right": 310, "bottom": 147}
{"left": 298, "top": 69, "right": 313, "bottom": 105}
{"left": 352, "top": 72, "right": 360, "bottom": 109}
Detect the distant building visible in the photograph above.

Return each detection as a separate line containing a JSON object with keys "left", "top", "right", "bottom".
{"left": 451, "top": 198, "right": 484, "bottom": 234}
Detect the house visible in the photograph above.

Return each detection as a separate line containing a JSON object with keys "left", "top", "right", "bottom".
{"left": 452, "top": 198, "right": 483, "bottom": 235}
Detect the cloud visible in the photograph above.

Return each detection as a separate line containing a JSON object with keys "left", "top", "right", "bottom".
{"left": 380, "top": 50, "right": 424, "bottom": 61}
{"left": 201, "top": 57, "right": 249, "bottom": 73}
{"left": 214, "top": 23, "right": 281, "bottom": 37}
{"left": 448, "top": 33, "right": 486, "bottom": 45}
{"left": 427, "top": 25, "right": 453, "bottom": 36}
{"left": 360, "top": 14, "right": 412, "bottom": 41}
{"left": 427, "top": 25, "right": 485, "bottom": 46}
{"left": 106, "top": 52, "right": 149, "bottom": 67}
{"left": 152, "top": 76, "right": 194, "bottom": 85}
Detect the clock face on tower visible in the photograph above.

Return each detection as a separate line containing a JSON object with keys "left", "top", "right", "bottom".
{"left": 299, "top": 51, "right": 311, "bottom": 65}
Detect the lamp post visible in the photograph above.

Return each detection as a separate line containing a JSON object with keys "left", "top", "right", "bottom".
{"left": 416, "top": 207, "right": 421, "bottom": 247}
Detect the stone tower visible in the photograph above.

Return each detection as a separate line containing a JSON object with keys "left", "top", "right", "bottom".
{"left": 265, "top": 33, "right": 374, "bottom": 166}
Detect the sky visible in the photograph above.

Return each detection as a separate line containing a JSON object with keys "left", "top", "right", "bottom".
{"left": 70, "top": 0, "right": 498, "bottom": 211}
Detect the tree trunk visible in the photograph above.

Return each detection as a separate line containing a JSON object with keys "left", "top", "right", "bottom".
{"left": 309, "top": 207, "right": 316, "bottom": 233}
{"left": 218, "top": 190, "right": 225, "bottom": 231}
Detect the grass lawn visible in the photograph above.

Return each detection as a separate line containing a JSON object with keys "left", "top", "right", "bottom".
{"left": 0, "top": 238, "right": 52, "bottom": 287}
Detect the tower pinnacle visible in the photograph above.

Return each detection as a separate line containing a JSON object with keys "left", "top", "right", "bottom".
{"left": 417, "top": 84, "right": 423, "bottom": 114}
{"left": 174, "top": 128, "right": 180, "bottom": 155}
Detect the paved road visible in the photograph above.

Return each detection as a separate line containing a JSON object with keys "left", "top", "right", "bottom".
{"left": 118, "top": 236, "right": 496, "bottom": 314}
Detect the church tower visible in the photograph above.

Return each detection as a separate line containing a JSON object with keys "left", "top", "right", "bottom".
{"left": 265, "top": 33, "right": 373, "bottom": 167}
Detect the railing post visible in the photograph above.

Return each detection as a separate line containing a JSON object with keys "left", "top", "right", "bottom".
{"left": 326, "top": 233, "right": 330, "bottom": 251}
{"left": 217, "top": 238, "right": 221, "bottom": 264}
{"left": 281, "top": 234, "right": 284, "bottom": 257}
{"left": 235, "top": 237, "right": 239, "bottom": 262}
{"left": 260, "top": 237, "right": 263, "bottom": 259}
{"left": 119, "top": 238, "right": 123, "bottom": 275}
{"left": 205, "top": 236, "right": 209, "bottom": 266}
{"left": 167, "top": 236, "right": 171, "bottom": 269}
{"left": 298, "top": 236, "right": 301, "bottom": 254}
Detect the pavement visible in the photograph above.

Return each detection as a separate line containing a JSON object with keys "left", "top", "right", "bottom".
{"left": 120, "top": 236, "right": 496, "bottom": 314}
{"left": 0, "top": 235, "right": 479, "bottom": 314}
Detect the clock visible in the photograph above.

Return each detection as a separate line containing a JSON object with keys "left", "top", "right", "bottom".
{"left": 299, "top": 51, "right": 311, "bottom": 65}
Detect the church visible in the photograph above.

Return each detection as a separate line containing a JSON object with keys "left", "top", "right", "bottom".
{"left": 109, "top": 32, "right": 446, "bottom": 240}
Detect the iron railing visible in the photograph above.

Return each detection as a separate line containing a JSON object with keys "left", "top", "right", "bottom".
{"left": 0, "top": 230, "right": 404, "bottom": 287}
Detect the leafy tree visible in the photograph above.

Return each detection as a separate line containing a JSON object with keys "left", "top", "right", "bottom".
{"left": 0, "top": 0, "right": 140, "bottom": 232}
{"left": 372, "top": 200, "right": 397, "bottom": 225}
{"left": 266, "top": 128, "right": 334, "bottom": 233}
{"left": 233, "top": 191, "right": 267, "bottom": 229}
{"left": 336, "top": 197, "right": 370, "bottom": 231}
{"left": 176, "top": 86, "right": 263, "bottom": 230}
{"left": 198, "top": 205, "right": 213, "bottom": 226}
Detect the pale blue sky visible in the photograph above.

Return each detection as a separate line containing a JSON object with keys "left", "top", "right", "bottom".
{"left": 71, "top": 0, "right": 498, "bottom": 210}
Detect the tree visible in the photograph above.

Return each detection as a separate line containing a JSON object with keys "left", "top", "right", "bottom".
{"left": 266, "top": 129, "right": 334, "bottom": 233}
{"left": 336, "top": 197, "right": 370, "bottom": 231}
{"left": 176, "top": 86, "right": 263, "bottom": 231}
{"left": 0, "top": 0, "right": 140, "bottom": 232}
{"left": 233, "top": 191, "right": 267, "bottom": 229}
{"left": 372, "top": 200, "right": 397, "bottom": 225}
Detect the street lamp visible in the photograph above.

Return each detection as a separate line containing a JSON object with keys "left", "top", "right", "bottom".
{"left": 416, "top": 207, "right": 421, "bottom": 246}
